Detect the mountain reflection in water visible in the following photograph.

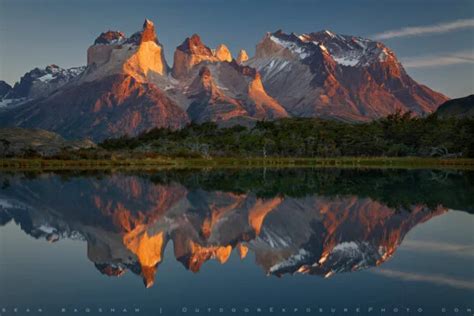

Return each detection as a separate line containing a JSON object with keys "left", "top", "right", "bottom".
{"left": 0, "top": 168, "right": 472, "bottom": 288}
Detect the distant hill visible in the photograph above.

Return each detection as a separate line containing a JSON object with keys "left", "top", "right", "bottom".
{"left": 0, "top": 128, "right": 95, "bottom": 157}
{"left": 435, "top": 95, "right": 474, "bottom": 118}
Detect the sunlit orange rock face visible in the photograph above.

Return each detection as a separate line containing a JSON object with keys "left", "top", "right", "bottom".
{"left": 2, "top": 19, "right": 190, "bottom": 141}
{"left": 88, "top": 176, "right": 188, "bottom": 287}
{"left": 172, "top": 34, "right": 219, "bottom": 79}
{"left": 187, "top": 242, "right": 233, "bottom": 272}
{"left": 248, "top": 197, "right": 283, "bottom": 235}
{"left": 1, "top": 20, "right": 450, "bottom": 141}
{"left": 125, "top": 231, "right": 164, "bottom": 288}
{"left": 0, "top": 173, "right": 449, "bottom": 288}
{"left": 247, "top": 73, "right": 289, "bottom": 119}
{"left": 97, "top": 187, "right": 445, "bottom": 287}
{"left": 87, "top": 18, "right": 168, "bottom": 82}
{"left": 236, "top": 49, "right": 249, "bottom": 64}
{"left": 215, "top": 44, "right": 233, "bottom": 62}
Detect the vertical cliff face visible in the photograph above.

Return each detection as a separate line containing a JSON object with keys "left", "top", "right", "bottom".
{"left": 0, "top": 19, "right": 189, "bottom": 141}
{"left": 86, "top": 19, "right": 168, "bottom": 83}
{"left": 172, "top": 34, "right": 219, "bottom": 79}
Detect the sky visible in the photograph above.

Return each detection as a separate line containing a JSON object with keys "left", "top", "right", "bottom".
{"left": 0, "top": 0, "right": 473, "bottom": 98}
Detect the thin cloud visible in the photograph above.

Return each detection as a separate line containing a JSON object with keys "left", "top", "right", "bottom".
{"left": 373, "top": 18, "right": 474, "bottom": 40}
{"left": 401, "top": 240, "right": 474, "bottom": 256}
{"left": 402, "top": 50, "right": 474, "bottom": 68}
{"left": 371, "top": 268, "right": 474, "bottom": 290}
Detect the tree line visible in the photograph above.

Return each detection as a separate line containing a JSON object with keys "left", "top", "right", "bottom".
{"left": 100, "top": 112, "right": 474, "bottom": 158}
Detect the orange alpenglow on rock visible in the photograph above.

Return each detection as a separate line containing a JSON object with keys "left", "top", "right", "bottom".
{"left": 172, "top": 34, "right": 219, "bottom": 78}
{"left": 200, "top": 194, "right": 244, "bottom": 239}
{"left": 236, "top": 49, "right": 249, "bottom": 64}
{"left": 248, "top": 197, "right": 283, "bottom": 235}
{"left": 123, "top": 19, "right": 168, "bottom": 80}
{"left": 215, "top": 44, "right": 233, "bottom": 62}
{"left": 140, "top": 19, "right": 157, "bottom": 43}
{"left": 237, "top": 243, "right": 249, "bottom": 259}
{"left": 248, "top": 72, "right": 289, "bottom": 119}
{"left": 123, "top": 230, "right": 165, "bottom": 288}
{"left": 85, "top": 18, "right": 168, "bottom": 83}
{"left": 188, "top": 241, "right": 233, "bottom": 272}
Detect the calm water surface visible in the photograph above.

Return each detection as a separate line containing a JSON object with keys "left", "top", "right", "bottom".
{"left": 0, "top": 168, "right": 473, "bottom": 315}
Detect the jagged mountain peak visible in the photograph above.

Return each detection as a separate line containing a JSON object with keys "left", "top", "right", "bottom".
{"left": 172, "top": 34, "right": 218, "bottom": 79}
{"left": 143, "top": 18, "right": 154, "bottom": 28}
{"left": 236, "top": 49, "right": 249, "bottom": 64}
{"left": 215, "top": 44, "right": 232, "bottom": 62}
{"left": 177, "top": 34, "right": 213, "bottom": 55}
{"left": 0, "top": 20, "right": 449, "bottom": 140}
{"left": 260, "top": 29, "right": 395, "bottom": 68}
{"left": 86, "top": 18, "right": 168, "bottom": 82}
{"left": 90, "top": 19, "right": 160, "bottom": 48}
{"left": 125, "top": 18, "right": 160, "bottom": 45}
{"left": 94, "top": 30, "right": 126, "bottom": 45}
{"left": 139, "top": 18, "right": 158, "bottom": 43}
{"left": 249, "top": 28, "right": 447, "bottom": 119}
{"left": 1, "top": 64, "right": 85, "bottom": 101}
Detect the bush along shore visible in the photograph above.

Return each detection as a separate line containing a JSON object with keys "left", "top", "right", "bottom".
{"left": 0, "top": 113, "right": 473, "bottom": 170}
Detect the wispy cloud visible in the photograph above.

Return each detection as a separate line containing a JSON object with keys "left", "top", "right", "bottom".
{"left": 401, "top": 240, "right": 474, "bottom": 256}
{"left": 371, "top": 268, "right": 474, "bottom": 290}
{"left": 373, "top": 18, "right": 474, "bottom": 40}
{"left": 402, "top": 50, "right": 474, "bottom": 68}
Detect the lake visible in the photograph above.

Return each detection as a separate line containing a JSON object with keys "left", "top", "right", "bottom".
{"left": 0, "top": 168, "right": 473, "bottom": 315}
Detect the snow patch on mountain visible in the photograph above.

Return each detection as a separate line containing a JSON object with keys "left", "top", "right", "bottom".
{"left": 269, "top": 248, "right": 310, "bottom": 273}
{"left": 269, "top": 35, "right": 311, "bottom": 59}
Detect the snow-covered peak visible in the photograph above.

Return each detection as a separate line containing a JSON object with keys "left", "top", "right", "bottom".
{"left": 0, "top": 65, "right": 85, "bottom": 102}
{"left": 307, "top": 31, "right": 394, "bottom": 67}
{"left": 262, "top": 29, "right": 395, "bottom": 68}
{"left": 269, "top": 34, "right": 312, "bottom": 59}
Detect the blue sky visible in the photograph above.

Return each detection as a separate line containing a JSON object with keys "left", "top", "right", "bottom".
{"left": 0, "top": 0, "right": 472, "bottom": 97}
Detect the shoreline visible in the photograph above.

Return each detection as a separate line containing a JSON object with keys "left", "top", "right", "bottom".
{"left": 1, "top": 157, "right": 474, "bottom": 171}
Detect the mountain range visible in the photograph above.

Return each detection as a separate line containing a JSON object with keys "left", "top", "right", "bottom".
{"left": 0, "top": 19, "right": 449, "bottom": 141}
{"left": 1, "top": 170, "right": 459, "bottom": 288}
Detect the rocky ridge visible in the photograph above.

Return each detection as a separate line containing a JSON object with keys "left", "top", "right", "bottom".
{"left": 0, "top": 20, "right": 449, "bottom": 140}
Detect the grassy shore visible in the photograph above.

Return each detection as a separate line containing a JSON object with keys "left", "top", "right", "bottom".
{"left": 1, "top": 157, "right": 474, "bottom": 171}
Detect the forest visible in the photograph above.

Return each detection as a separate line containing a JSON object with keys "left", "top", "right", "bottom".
{"left": 100, "top": 112, "right": 474, "bottom": 158}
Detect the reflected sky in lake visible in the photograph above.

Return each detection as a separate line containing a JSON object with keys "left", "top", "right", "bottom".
{"left": 0, "top": 168, "right": 473, "bottom": 315}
